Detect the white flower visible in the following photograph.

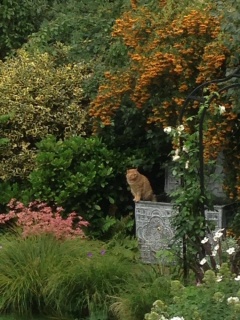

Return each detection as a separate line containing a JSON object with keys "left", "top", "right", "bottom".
{"left": 212, "top": 250, "right": 217, "bottom": 257}
{"left": 226, "top": 247, "right": 235, "bottom": 255}
{"left": 219, "top": 105, "right": 226, "bottom": 115}
{"left": 235, "top": 275, "right": 240, "bottom": 281}
{"left": 216, "top": 264, "right": 220, "bottom": 269}
{"left": 227, "top": 296, "right": 239, "bottom": 304}
{"left": 214, "top": 244, "right": 219, "bottom": 251}
{"left": 185, "top": 161, "right": 189, "bottom": 169}
{"left": 172, "top": 155, "right": 180, "bottom": 161}
{"left": 182, "top": 145, "right": 188, "bottom": 153}
{"left": 213, "top": 231, "right": 224, "bottom": 241}
{"left": 164, "top": 126, "right": 172, "bottom": 134}
{"left": 201, "top": 237, "right": 209, "bottom": 244}
{"left": 177, "top": 125, "right": 184, "bottom": 132}
{"left": 216, "top": 275, "right": 222, "bottom": 282}
{"left": 200, "top": 257, "right": 207, "bottom": 265}
{"left": 170, "top": 317, "right": 185, "bottom": 320}
{"left": 172, "top": 149, "right": 180, "bottom": 161}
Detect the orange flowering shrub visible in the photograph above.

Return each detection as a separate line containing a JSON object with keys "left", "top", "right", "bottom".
{"left": 90, "top": 1, "right": 229, "bottom": 129}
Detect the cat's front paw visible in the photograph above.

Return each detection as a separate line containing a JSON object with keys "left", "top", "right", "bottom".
{"left": 133, "top": 197, "right": 140, "bottom": 202}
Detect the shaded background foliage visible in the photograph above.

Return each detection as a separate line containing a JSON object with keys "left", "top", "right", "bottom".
{"left": 0, "top": 0, "right": 56, "bottom": 59}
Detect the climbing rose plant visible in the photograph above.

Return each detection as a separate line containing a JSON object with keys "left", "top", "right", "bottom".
{"left": 0, "top": 199, "right": 89, "bottom": 239}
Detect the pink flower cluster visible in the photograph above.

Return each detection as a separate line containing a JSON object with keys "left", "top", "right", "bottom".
{"left": 0, "top": 199, "right": 89, "bottom": 239}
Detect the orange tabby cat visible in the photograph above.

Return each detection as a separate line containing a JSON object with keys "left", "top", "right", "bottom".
{"left": 126, "top": 168, "right": 156, "bottom": 202}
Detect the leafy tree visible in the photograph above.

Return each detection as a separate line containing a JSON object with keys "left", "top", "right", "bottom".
{"left": 0, "top": 46, "right": 90, "bottom": 180}
{"left": 26, "top": 0, "right": 128, "bottom": 62}
{"left": 24, "top": 0, "right": 130, "bottom": 97}
{"left": 215, "top": 0, "right": 240, "bottom": 68}
{"left": 0, "top": 0, "right": 55, "bottom": 59}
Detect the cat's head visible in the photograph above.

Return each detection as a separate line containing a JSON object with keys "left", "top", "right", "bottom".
{"left": 126, "top": 168, "right": 139, "bottom": 181}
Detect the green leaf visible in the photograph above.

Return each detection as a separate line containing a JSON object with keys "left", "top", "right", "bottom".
{"left": 108, "top": 196, "right": 115, "bottom": 204}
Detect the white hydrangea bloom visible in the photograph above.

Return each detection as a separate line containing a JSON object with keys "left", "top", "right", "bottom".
{"left": 227, "top": 297, "right": 239, "bottom": 304}
{"left": 170, "top": 317, "right": 185, "bottom": 320}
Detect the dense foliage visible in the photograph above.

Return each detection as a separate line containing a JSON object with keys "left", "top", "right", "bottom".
{"left": 0, "top": 233, "right": 165, "bottom": 319}
{"left": 0, "top": 47, "right": 89, "bottom": 180}
{"left": 0, "top": 0, "right": 55, "bottom": 59}
{"left": 145, "top": 265, "right": 240, "bottom": 320}
{"left": 0, "top": 199, "right": 89, "bottom": 239}
{"left": 26, "top": 135, "right": 135, "bottom": 237}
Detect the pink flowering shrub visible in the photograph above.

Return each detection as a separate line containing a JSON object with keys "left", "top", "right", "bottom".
{"left": 0, "top": 199, "right": 89, "bottom": 239}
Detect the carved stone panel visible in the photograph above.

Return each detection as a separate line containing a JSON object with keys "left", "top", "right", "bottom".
{"left": 135, "top": 201, "right": 234, "bottom": 264}
{"left": 135, "top": 201, "right": 175, "bottom": 264}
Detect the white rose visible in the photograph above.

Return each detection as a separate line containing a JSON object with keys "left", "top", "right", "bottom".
{"left": 164, "top": 126, "right": 172, "bottom": 134}
{"left": 177, "top": 125, "right": 184, "bottom": 132}
{"left": 226, "top": 247, "right": 235, "bottom": 255}
{"left": 172, "top": 155, "right": 180, "bottom": 161}
{"left": 200, "top": 257, "right": 207, "bottom": 265}
{"left": 219, "top": 105, "right": 226, "bottom": 115}
{"left": 201, "top": 237, "right": 208, "bottom": 244}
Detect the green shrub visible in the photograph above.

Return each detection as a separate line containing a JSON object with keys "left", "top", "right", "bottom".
{"left": 45, "top": 241, "right": 134, "bottom": 318}
{"left": 0, "top": 199, "right": 89, "bottom": 239}
{"left": 26, "top": 135, "right": 133, "bottom": 237}
{"left": 144, "top": 265, "right": 240, "bottom": 320}
{"left": 110, "top": 266, "right": 172, "bottom": 320}
{"left": 0, "top": 0, "right": 55, "bottom": 59}
{"left": 0, "top": 234, "right": 64, "bottom": 316}
{"left": 0, "top": 233, "right": 144, "bottom": 319}
{"left": 25, "top": 0, "right": 128, "bottom": 65}
{"left": 0, "top": 47, "right": 89, "bottom": 180}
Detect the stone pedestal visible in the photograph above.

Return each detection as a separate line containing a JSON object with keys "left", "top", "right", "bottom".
{"left": 135, "top": 201, "right": 234, "bottom": 264}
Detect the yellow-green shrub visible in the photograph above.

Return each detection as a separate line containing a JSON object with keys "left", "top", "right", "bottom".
{"left": 0, "top": 47, "right": 90, "bottom": 179}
